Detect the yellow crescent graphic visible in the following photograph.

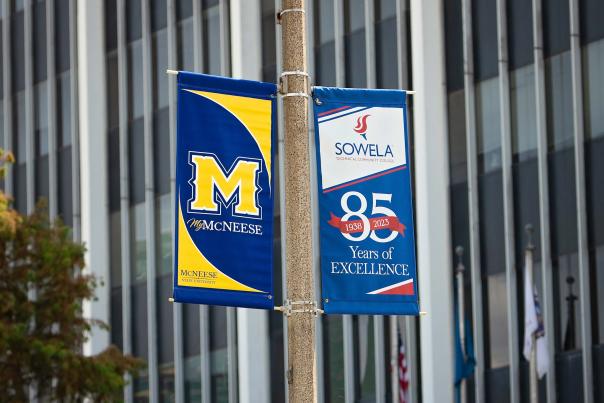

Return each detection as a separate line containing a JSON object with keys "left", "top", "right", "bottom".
{"left": 177, "top": 202, "right": 263, "bottom": 293}
{"left": 184, "top": 89, "right": 272, "bottom": 186}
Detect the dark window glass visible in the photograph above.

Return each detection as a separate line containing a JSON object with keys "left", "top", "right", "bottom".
{"left": 105, "top": 0, "right": 118, "bottom": 51}
{"left": 128, "top": 40, "right": 144, "bottom": 120}
{"left": 151, "top": 0, "right": 167, "bottom": 31}
{"left": 0, "top": 24, "right": 3, "bottom": 96}
{"left": 203, "top": 0, "right": 219, "bottom": 9}
{"left": 543, "top": 0, "right": 570, "bottom": 57}
{"left": 157, "top": 275, "right": 174, "bottom": 363}
{"left": 580, "top": 0, "right": 604, "bottom": 44}
{"left": 153, "top": 30, "right": 169, "bottom": 110}
{"left": 177, "top": 18, "right": 194, "bottom": 70}
{"left": 583, "top": 39, "right": 604, "bottom": 140}
{"left": 375, "top": 1, "right": 398, "bottom": 89}
{"left": 510, "top": 65, "right": 537, "bottom": 161}
{"left": 129, "top": 118, "right": 145, "bottom": 205}
{"left": 507, "top": 0, "right": 533, "bottom": 69}
{"left": 183, "top": 304, "right": 200, "bottom": 357}
{"left": 153, "top": 108, "right": 170, "bottom": 195}
{"left": 261, "top": 0, "right": 276, "bottom": 82}
{"left": 35, "top": 155, "right": 49, "bottom": 207}
{"left": 344, "top": 0, "right": 366, "bottom": 88}
{"left": 323, "top": 315, "right": 345, "bottom": 403}
{"left": 210, "top": 306, "right": 228, "bottom": 403}
{"left": 185, "top": 354, "right": 202, "bottom": 401}
{"left": 58, "top": 146, "right": 73, "bottom": 226}
{"left": 155, "top": 193, "right": 171, "bottom": 274}
{"left": 131, "top": 202, "right": 147, "bottom": 282}
{"left": 512, "top": 157, "right": 541, "bottom": 266}
{"left": 545, "top": 52, "right": 573, "bottom": 150}
{"left": 33, "top": 0, "right": 47, "bottom": 83}
{"left": 353, "top": 316, "right": 376, "bottom": 400}
{"left": 127, "top": 0, "right": 142, "bottom": 42}
{"left": 471, "top": 0, "right": 498, "bottom": 80}
{"left": 108, "top": 128, "right": 121, "bottom": 212}
{"left": 314, "top": 0, "right": 335, "bottom": 86}
{"left": 109, "top": 210, "right": 123, "bottom": 348}
{"left": 177, "top": 0, "right": 193, "bottom": 20}
{"left": 107, "top": 52, "right": 119, "bottom": 130}
{"left": 444, "top": 0, "right": 463, "bottom": 92}
{"left": 110, "top": 211, "right": 122, "bottom": 288}
{"left": 479, "top": 171, "right": 508, "bottom": 371}
{"left": 14, "top": 164, "right": 26, "bottom": 214}
{"left": 57, "top": 72, "right": 72, "bottom": 147}
{"left": 13, "top": 91, "right": 25, "bottom": 163}
{"left": 55, "top": 0, "right": 71, "bottom": 73}
{"left": 11, "top": 10, "right": 25, "bottom": 92}
{"left": 35, "top": 81, "right": 49, "bottom": 156}
{"left": 110, "top": 287, "right": 123, "bottom": 349}
{"left": 131, "top": 283, "right": 148, "bottom": 359}
{"left": 448, "top": 91, "right": 467, "bottom": 184}
{"left": 203, "top": 4, "right": 221, "bottom": 75}
{"left": 476, "top": 78, "right": 502, "bottom": 173}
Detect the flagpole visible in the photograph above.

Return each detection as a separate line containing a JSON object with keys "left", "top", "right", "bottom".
{"left": 526, "top": 224, "right": 538, "bottom": 403}
{"left": 455, "top": 246, "right": 466, "bottom": 403}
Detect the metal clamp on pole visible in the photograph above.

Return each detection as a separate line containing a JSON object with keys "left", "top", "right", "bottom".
{"left": 276, "top": 7, "right": 305, "bottom": 24}
{"left": 279, "top": 70, "right": 311, "bottom": 99}
{"left": 274, "top": 299, "right": 324, "bottom": 317}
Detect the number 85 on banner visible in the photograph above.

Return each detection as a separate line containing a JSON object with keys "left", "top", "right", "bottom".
{"left": 327, "top": 191, "right": 407, "bottom": 244}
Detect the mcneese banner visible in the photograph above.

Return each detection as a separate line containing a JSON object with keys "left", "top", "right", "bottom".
{"left": 313, "top": 87, "right": 419, "bottom": 315}
{"left": 173, "top": 72, "right": 276, "bottom": 309}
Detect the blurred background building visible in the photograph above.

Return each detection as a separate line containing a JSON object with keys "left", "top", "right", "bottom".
{"left": 1, "top": 0, "right": 603, "bottom": 402}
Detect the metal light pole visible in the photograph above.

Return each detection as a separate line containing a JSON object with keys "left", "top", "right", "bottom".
{"left": 278, "top": 1, "right": 317, "bottom": 402}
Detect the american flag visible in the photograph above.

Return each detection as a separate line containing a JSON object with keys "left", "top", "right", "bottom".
{"left": 398, "top": 336, "right": 409, "bottom": 403}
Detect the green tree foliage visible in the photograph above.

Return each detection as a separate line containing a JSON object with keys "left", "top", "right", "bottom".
{"left": 0, "top": 150, "right": 141, "bottom": 401}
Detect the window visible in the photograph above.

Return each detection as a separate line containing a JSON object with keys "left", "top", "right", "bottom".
{"left": 177, "top": 17, "right": 194, "bottom": 71}
{"left": 545, "top": 52, "right": 573, "bottom": 150}
{"left": 510, "top": 65, "right": 537, "bottom": 161}
{"left": 314, "top": 0, "right": 336, "bottom": 86}
{"left": 583, "top": 39, "right": 604, "bottom": 140}
{"left": 323, "top": 315, "right": 345, "bottom": 402}
{"left": 476, "top": 77, "right": 501, "bottom": 173}
{"left": 128, "top": 40, "right": 144, "bottom": 120}
{"left": 153, "top": 29, "right": 169, "bottom": 110}
{"left": 344, "top": 0, "right": 366, "bottom": 88}
{"left": 57, "top": 72, "right": 72, "bottom": 147}
{"left": 55, "top": 0, "right": 70, "bottom": 73}
{"left": 375, "top": 0, "right": 398, "bottom": 89}
{"left": 203, "top": 4, "right": 221, "bottom": 75}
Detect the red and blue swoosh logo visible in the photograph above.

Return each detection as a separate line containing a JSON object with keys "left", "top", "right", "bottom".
{"left": 353, "top": 114, "right": 370, "bottom": 140}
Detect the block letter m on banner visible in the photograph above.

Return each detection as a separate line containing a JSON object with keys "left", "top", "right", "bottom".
{"left": 188, "top": 152, "right": 263, "bottom": 219}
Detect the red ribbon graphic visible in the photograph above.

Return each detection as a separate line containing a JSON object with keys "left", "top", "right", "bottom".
{"left": 328, "top": 213, "right": 406, "bottom": 236}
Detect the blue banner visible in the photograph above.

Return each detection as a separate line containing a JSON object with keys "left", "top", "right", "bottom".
{"left": 173, "top": 72, "right": 276, "bottom": 310}
{"left": 313, "top": 87, "right": 419, "bottom": 315}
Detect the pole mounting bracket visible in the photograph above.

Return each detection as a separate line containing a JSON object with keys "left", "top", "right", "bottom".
{"left": 276, "top": 8, "right": 305, "bottom": 24}
{"left": 274, "top": 299, "right": 324, "bottom": 316}
{"left": 278, "top": 70, "right": 311, "bottom": 98}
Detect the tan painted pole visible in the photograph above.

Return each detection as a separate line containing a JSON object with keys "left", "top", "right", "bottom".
{"left": 279, "top": 1, "right": 316, "bottom": 402}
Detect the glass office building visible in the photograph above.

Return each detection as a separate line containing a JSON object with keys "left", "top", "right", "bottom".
{"left": 1, "top": 0, "right": 603, "bottom": 402}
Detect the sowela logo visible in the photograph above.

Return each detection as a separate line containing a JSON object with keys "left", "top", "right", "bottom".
{"left": 188, "top": 151, "right": 263, "bottom": 219}
{"left": 353, "top": 114, "right": 370, "bottom": 140}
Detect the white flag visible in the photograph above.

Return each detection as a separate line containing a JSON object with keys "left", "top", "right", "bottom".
{"left": 522, "top": 247, "right": 549, "bottom": 379}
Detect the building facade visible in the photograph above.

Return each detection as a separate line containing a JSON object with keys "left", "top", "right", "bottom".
{"left": 1, "top": 0, "right": 603, "bottom": 402}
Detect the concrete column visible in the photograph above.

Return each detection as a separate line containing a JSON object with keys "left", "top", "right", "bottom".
{"left": 77, "top": 0, "right": 110, "bottom": 356}
{"left": 230, "top": 1, "right": 271, "bottom": 402}
{"left": 409, "top": 0, "right": 455, "bottom": 402}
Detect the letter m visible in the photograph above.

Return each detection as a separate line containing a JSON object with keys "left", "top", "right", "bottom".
{"left": 189, "top": 152, "right": 262, "bottom": 218}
